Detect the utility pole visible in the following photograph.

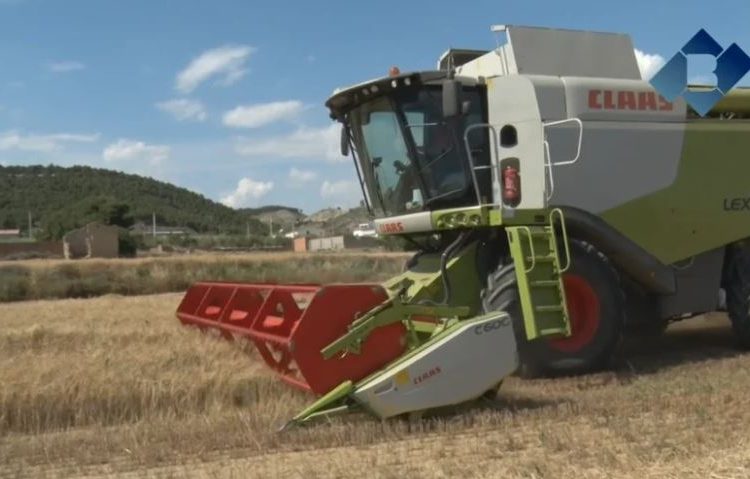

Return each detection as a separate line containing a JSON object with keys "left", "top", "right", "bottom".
{"left": 246, "top": 221, "right": 250, "bottom": 239}
{"left": 269, "top": 217, "right": 273, "bottom": 237}
{"left": 152, "top": 212, "right": 156, "bottom": 239}
{"left": 27, "top": 211, "right": 32, "bottom": 239}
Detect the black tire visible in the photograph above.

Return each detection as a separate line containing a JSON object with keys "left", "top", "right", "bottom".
{"left": 481, "top": 259, "right": 535, "bottom": 376}
{"left": 482, "top": 239, "right": 625, "bottom": 376}
{"left": 724, "top": 242, "right": 750, "bottom": 348}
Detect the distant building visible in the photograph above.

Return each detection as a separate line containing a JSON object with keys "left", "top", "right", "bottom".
{"left": 130, "top": 223, "right": 197, "bottom": 236}
{"left": 63, "top": 222, "right": 119, "bottom": 259}
{"left": 308, "top": 236, "right": 345, "bottom": 252}
{"left": 292, "top": 234, "right": 380, "bottom": 253}
{"left": 281, "top": 222, "right": 329, "bottom": 240}
{"left": 293, "top": 237, "right": 307, "bottom": 253}
{"left": 0, "top": 229, "right": 21, "bottom": 238}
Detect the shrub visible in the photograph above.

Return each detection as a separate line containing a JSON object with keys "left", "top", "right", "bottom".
{"left": 118, "top": 231, "right": 139, "bottom": 258}
{"left": 0, "top": 253, "right": 408, "bottom": 303}
{"left": 0, "top": 266, "right": 31, "bottom": 302}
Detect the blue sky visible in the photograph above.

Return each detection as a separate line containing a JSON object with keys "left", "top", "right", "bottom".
{"left": 0, "top": 0, "right": 748, "bottom": 213}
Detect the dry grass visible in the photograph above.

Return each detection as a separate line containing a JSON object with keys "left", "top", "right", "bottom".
{"left": 0, "top": 251, "right": 409, "bottom": 302}
{"left": 2, "top": 294, "right": 750, "bottom": 478}
{"left": 0, "top": 250, "right": 404, "bottom": 270}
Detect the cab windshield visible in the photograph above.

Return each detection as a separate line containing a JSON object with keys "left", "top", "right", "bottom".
{"left": 347, "top": 86, "right": 488, "bottom": 216}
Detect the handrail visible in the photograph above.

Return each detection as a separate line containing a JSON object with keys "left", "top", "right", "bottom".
{"left": 517, "top": 226, "right": 536, "bottom": 273}
{"left": 543, "top": 140, "right": 554, "bottom": 201}
{"left": 542, "top": 117, "right": 583, "bottom": 202}
{"left": 462, "top": 118, "right": 583, "bottom": 208}
{"left": 543, "top": 118, "right": 583, "bottom": 167}
{"left": 463, "top": 123, "right": 499, "bottom": 206}
{"left": 549, "top": 208, "right": 571, "bottom": 273}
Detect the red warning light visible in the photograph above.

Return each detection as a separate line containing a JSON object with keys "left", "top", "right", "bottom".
{"left": 389, "top": 66, "right": 401, "bottom": 77}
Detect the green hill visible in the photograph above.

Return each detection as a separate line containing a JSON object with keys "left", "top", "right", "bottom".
{"left": 238, "top": 205, "right": 303, "bottom": 217}
{"left": 0, "top": 164, "right": 265, "bottom": 238}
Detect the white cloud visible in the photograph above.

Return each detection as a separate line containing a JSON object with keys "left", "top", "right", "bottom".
{"left": 634, "top": 49, "right": 665, "bottom": 81}
{"left": 156, "top": 98, "right": 207, "bottom": 122}
{"left": 176, "top": 45, "right": 255, "bottom": 93}
{"left": 221, "top": 177, "right": 274, "bottom": 207}
{"left": 102, "top": 139, "right": 170, "bottom": 165}
{"left": 222, "top": 100, "right": 304, "bottom": 129}
{"left": 0, "top": 130, "right": 98, "bottom": 152}
{"left": 288, "top": 167, "right": 317, "bottom": 183}
{"left": 46, "top": 133, "right": 99, "bottom": 142}
{"left": 235, "top": 124, "right": 342, "bottom": 161}
{"left": 47, "top": 61, "right": 86, "bottom": 73}
{"left": 320, "top": 179, "right": 358, "bottom": 198}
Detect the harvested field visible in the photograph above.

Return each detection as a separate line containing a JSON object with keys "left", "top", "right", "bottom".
{"left": 2, "top": 294, "right": 750, "bottom": 478}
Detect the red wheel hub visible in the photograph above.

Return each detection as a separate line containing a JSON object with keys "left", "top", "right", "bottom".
{"left": 549, "top": 274, "right": 600, "bottom": 353}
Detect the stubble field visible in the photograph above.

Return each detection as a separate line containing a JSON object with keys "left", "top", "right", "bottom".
{"left": 2, "top": 292, "right": 750, "bottom": 478}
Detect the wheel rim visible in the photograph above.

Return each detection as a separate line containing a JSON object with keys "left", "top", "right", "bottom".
{"left": 549, "top": 274, "right": 600, "bottom": 353}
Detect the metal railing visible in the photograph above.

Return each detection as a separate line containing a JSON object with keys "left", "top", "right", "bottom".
{"left": 542, "top": 118, "right": 583, "bottom": 200}
{"left": 462, "top": 123, "right": 499, "bottom": 206}
{"left": 462, "top": 117, "right": 583, "bottom": 207}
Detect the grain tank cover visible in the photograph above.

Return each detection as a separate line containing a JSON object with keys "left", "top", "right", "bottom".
{"left": 456, "top": 25, "right": 642, "bottom": 80}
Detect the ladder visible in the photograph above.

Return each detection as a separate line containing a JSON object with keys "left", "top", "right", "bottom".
{"left": 506, "top": 209, "right": 572, "bottom": 341}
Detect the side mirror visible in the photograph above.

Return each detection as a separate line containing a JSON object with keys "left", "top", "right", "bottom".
{"left": 340, "top": 125, "right": 350, "bottom": 157}
{"left": 442, "top": 79, "right": 462, "bottom": 118}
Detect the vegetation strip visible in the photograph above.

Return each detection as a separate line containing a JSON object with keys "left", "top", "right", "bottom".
{"left": 0, "top": 253, "right": 408, "bottom": 302}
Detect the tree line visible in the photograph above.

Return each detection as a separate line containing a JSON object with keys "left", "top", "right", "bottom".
{"left": 0, "top": 164, "right": 265, "bottom": 239}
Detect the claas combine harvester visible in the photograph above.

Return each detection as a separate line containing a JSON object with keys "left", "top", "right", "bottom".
{"left": 177, "top": 26, "right": 750, "bottom": 427}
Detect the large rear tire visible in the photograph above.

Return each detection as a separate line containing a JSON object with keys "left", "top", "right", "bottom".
{"left": 482, "top": 239, "right": 624, "bottom": 377}
{"left": 724, "top": 242, "right": 750, "bottom": 348}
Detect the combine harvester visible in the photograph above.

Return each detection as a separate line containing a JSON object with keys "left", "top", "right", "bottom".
{"left": 177, "top": 26, "right": 750, "bottom": 426}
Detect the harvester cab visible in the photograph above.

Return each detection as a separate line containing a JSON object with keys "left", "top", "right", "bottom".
{"left": 177, "top": 25, "right": 750, "bottom": 426}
